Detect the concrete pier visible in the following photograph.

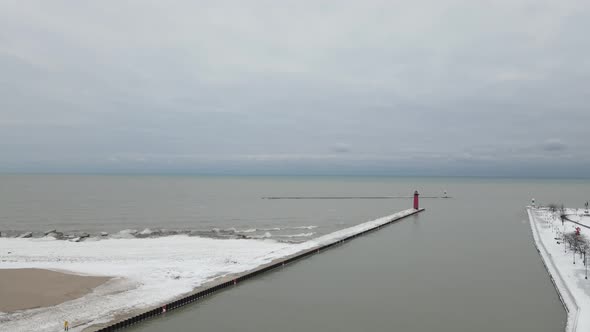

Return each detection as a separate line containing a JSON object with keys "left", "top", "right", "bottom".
{"left": 528, "top": 207, "right": 585, "bottom": 332}
{"left": 90, "top": 208, "right": 424, "bottom": 331}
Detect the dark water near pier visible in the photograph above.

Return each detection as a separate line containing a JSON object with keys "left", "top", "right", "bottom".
{"left": 3, "top": 175, "right": 589, "bottom": 330}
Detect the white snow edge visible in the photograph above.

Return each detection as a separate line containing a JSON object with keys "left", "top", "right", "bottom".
{"left": 527, "top": 207, "right": 579, "bottom": 332}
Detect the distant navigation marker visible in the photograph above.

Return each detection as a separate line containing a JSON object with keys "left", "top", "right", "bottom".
{"left": 414, "top": 190, "right": 420, "bottom": 210}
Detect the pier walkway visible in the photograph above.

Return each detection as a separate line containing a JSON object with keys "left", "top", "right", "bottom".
{"left": 90, "top": 208, "right": 424, "bottom": 331}
{"left": 562, "top": 214, "right": 590, "bottom": 230}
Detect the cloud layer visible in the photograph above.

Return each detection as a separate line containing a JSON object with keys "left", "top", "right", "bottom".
{"left": 1, "top": 1, "right": 589, "bottom": 176}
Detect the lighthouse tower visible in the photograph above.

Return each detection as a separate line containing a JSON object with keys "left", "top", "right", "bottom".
{"left": 413, "top": 190, "right": 420, "bottom": 210}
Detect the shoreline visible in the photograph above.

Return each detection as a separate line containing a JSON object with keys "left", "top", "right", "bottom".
{"left": 0, "top": 209, "right": 421, "bottom": 331}
{"left": 0, "top": 268, "right": 111, "bottom": 313}
{"left": 527, "top": 207, "right": 589, "bottom": 332}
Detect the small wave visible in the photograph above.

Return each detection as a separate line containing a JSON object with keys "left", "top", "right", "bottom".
{"left": 250, "top": 232, "right": 273, "bottom": 239}
{"left": 238, "top": 228, "right": 257, "bottom": 233}
{"left": 275, "top": 232, "right": 315, "bottom": 238}
{"left": 259, "top": 227, "right": 282, "bottom": 231}
{"left": 289, "top": 225, "right": 317, "bottom": 230}
{"left": 255, "top": 225, "right": 317, "bottom": 232}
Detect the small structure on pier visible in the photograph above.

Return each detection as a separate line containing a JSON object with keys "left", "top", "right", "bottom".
{"left": 414, "top": 190, "right": 420, "bottom": 210}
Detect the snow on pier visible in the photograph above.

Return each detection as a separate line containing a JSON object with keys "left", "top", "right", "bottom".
{"left": 0, "top": 208, "right": 422, "bottom": 332}
{"left": 528, "top": 207, "right": 590, "bottom": 332}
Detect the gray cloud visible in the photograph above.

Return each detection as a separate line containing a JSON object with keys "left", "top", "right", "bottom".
{"left": 330, "top": 144, "right": 351, "bottom": 154}
{"left": 0, "top": 1, "right": 589, "bottom": 176}
{"left": 541, "top": 139, "right": 568, "bottom": 152}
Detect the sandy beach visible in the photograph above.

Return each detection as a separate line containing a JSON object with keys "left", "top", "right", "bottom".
{"left": 0, "top": 268, "right": 110, "bottom": 312}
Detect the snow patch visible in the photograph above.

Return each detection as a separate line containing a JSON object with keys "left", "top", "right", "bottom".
{"left": 0, "top": 209, "right": 417, "bottom": 332}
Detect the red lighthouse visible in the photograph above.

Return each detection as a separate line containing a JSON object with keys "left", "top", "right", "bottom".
{"left": 413, "top": 190, "right": 419, "bottom": 210}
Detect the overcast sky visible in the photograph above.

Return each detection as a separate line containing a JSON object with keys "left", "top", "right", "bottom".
{"left": 1, "top": 1, "right": 589, "bottom": 176}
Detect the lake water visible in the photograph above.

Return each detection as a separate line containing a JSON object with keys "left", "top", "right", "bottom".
{"left": 1, "top": 175, "right": 428, "bottom": 241}
{"left": 2, "top": 175, "right": 588, "bottom": 330}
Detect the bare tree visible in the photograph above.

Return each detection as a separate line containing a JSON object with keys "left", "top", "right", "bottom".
{"left": 564, "top": 231, "right": 588, "bottom": 255}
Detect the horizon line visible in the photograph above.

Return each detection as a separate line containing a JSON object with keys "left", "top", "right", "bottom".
{"left": 0, "top": 172, "right": 588, "bottom": 180}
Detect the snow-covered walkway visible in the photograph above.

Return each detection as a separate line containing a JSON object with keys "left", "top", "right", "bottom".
{"left": 528, "top": 207, "right": 590, "bottom": 332}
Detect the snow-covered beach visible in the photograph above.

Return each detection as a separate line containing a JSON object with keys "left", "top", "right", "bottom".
{"left": 528, "top": 207, "right": 590, "bottom": 332}
{"left": 0, "top": 209, "right": 417, "bottom": 332}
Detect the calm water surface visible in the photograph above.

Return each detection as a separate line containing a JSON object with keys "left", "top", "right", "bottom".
{"left": 2, "top": 175, "right": 587, "bottom": 330}
{"left": 121, "top": 176, "right": 586, "bottom": 332}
